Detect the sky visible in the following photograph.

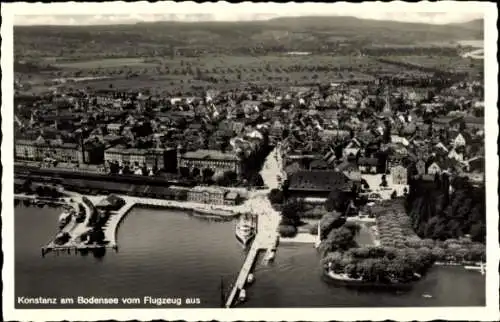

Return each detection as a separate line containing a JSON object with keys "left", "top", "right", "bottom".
{"left": 9, "top": 2, "right": 484, "bottom": 26}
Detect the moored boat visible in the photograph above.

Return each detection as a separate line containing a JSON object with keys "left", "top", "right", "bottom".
{"left": 235, "top": 215, "right": 256, "bottom": 247}
{"left": 36, "top": 200, "right": 46, "bottom": 208}
{"left": 265, "top": 250, "right": 276, "bottom": 263}
{"left": 323, "top": 269, "right": 416, "bottom": 291}
{"left": 238, "top": 289, "right": 247, "bottom": 302}
{"left": 247, "top": 273, "right": 255, "bottom": 284}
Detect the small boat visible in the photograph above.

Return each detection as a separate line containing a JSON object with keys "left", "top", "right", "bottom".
{"left": 238, "top": 289, "right": 247, "bottom": 302}
{"left": 235, "top": 215, "right": 256, "bottom": 247}
{"left": 247, "top": 273, "right": 255, "bottom": 284}
{"left": 422, "top": 294, "right": 433, "bottom": 298}
{"left": 34, "top": 199, "right": 46, "bottom": 208}
{"left": 265, "top": 250, "right": 276, "bottom": 262}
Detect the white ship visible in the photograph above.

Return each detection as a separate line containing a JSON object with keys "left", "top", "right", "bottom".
{"left": 235, "top": 214, "right": 256, "bottom": 247}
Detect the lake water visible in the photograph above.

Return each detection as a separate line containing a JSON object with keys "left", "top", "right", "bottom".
{"left": 15, "top": 205, "right": 485, "bottom": 308}
{"left": 456, "top": 40, "right": 484, "bottom": 48}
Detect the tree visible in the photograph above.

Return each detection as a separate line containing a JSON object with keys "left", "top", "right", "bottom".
{"left": 278, "top": 224, "right": 298, "bottom": 237}
{"left": 390, "top": 190, "right": 397, "bottom": 199}
{"left": 268, "top": 189, "right": 284, "bottom": 204}
{"left": 122, "top": 165, "right": 132, "bottom": 175}
{"left": 281, "top": 199, "right": 304, "bottom": 227}
{"left": 431, "top": 246, "right": 446, "bottom": 261}
{"left": 212, "top": 170, "right": 224, "bottom": 182}
{"left": 109, "top": 162, "right": 120, "bottom": 174}
{"left": 202, "top": 168, "right": 215, "bottom": 183}
{"left": 470, "top": 222, "right": 486, "bottom": 243}
{"left": 214, "top": 170, "right": 238, "bottom": 186}
{"left": 380, "top": 175, "right": 388, "bottom": 187}
{"left": 324, "top": 226, "right": 357, "bottom": 252}
{"left": 360, "top": 178, "right": 370, "bottom": 190}
{"left": 191, "top": 167, "right": 201, "bottom": 178}
{"left": 319, "top": 212, "right": 346, "bottom": 239}
{"left": 325, "top": 188, "right": 350, "bottom": 213}
{"left": 383, "top": 120, "right": 392, "bottom": 144}
{"left": 179, "top": 167, "right": 191, "bottom": 178}
{"left": 250, "top": 173, "right": 264, "bottom": 187}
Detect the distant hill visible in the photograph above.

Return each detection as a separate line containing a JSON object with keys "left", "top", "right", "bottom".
{"left": 448, "top": 19, "right": 483, "bottom": 30}
{"left": 14, "top": 16, "right": 483, "bottom": 59}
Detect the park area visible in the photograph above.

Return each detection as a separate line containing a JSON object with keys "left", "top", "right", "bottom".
{"left": 371, "top": 200, "right": 486, "bottom": 264}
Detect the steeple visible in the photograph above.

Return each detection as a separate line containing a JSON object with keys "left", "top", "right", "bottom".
{"left": 29, "top": 111, "right": 35, "bottom": 127}
{"left": 383, "top": 85, "right": 391, "bottom": 113}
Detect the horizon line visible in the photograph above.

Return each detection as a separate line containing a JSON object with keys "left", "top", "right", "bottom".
{"left": 13, "top": 13, "right": 484, "bottom": 27}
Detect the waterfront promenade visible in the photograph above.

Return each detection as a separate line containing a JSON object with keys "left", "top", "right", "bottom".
{"left": 95, "top": 145, "right": 285, "bottom": 254}
{"left": 38, "top": 191, "right": 243, "bottom": 254}
{"left": 37, "top": 144, "right": 286, "bottom": 308}
{"left": 86, "top": 195, "right": 241, "bottom": 249}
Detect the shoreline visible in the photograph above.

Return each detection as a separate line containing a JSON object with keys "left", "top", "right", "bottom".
{"left": 434, "top": 261, "right": 485, "bottom": 268}
{"left": 105, "top": 199, "right": 239, "bottom": 248}
{"left": 18, "top": 193, "right": 242, "bottom": 254}
{"left": 322, "top": 270, "right": 416, "bottom": 291}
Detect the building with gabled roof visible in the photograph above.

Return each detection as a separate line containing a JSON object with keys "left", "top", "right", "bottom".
{"left": 287, "top": 170, "right": 352, "bottom": 199}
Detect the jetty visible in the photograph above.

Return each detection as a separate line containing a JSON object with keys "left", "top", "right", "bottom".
{"left": 42, "top": 193, "right": 242, "bottom": 255}
{"left": 225, "top": 195, "right": 281, "bottom": 308}
{"left": 222, "top": 145, "right": 284, "bottom": 308}
{"left": 41, "top": 193, "right": 94, "bottom": 255}
{"left": 102, "top": 200, "right": 136, "bottom": 248}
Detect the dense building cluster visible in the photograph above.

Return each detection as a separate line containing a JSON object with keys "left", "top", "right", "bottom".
{"left": 15, "top": 77, "right": 484, "bottom": 197}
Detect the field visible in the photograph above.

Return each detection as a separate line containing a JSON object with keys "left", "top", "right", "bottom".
{"left": 380, "top": 55, "right": 483, "bottom": 76}
{"left": 456, "top": 40, "right": 484, "bottom": 48}
{"left": 17, "top": 55, "right": 386, "bottom": 95}
{"left": 53, "top": 58, "right": 157, "bottom": 69}
{"left": 15, "top": 52, "right": 482, "bottom": 96}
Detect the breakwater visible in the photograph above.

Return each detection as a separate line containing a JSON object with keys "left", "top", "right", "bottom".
{"left": 39, "top": 193, "right": 241, "bottom": 256}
